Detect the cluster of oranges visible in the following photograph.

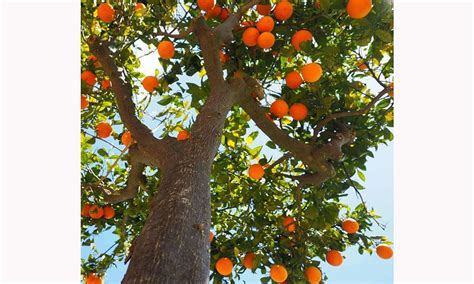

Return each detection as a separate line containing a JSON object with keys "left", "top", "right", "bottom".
{"left": 81, "top": 203, "right": 115, "bottom": 220}
{"left": 94, "top": 121, "right": 135, "bottom": 147}
{"left": 96, "top": 2, "right": 147, "bottom": 23}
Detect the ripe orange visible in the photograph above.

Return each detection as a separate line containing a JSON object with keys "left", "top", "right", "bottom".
{"left": 81, "top": 203, "right": 91, "bottom": 217}
{"left": 346, "top": 0, "right": 372, "bottom": 19}
{"left": 248, "top": 164, "right": 264, "bottom": 180}
{"left": 207, "top": 4, "right": 221, "bottom": 18}
{"left": 81, "top": 71, "right": 96, "bottom": 86}
{"left": 357, "top": 60, "right": 368, "bottom": 70}
{"left": 242, "top": 27, "right": 260, "bottom": 47}
{"left": 216, "top": 257, "right": 233, "bottom": 276}
{"left": 210, "top": 231, "right": 215, "bottom": 242}
{"left": 274, "top": 1, "right": 293, "bottom": 21}
{"left": 88, "top": 54, "right": 97, "bottom": 61}
{"left": 256, "top": 4, "right": 272, "bottom": 15}
{"left": 157, "top": 40, "right": 175, "bottom": 59}
{"left": 81, "top": 95, "right": 89, "bottom": 110}
{"left": 270, "top": 99, "right": 289, "bottom": 118}
{"left": 177, "top": 130, "right": 190, "bottom": 141}
{"left": 89, "top": 205, "right": 104, "bottom": 219}
{"left": 389, "top": 82, "right": 394, "bottom": 97}
{"left": 342, "top": 218, "right": 359, "bottom": 234}
{"left": 121, "top": 131, "right": 134, "bottom": 146}
{"left": 291, "top": 30, "right": 313, "bottom": 51}
{"left": 285, "top": 71, "right": 303, "bottom": 89}
{"left": 243, "top": 252, "right": 256, "bottom": 269}
{"left": 198, "top": 0, "right": 215, "bottom": 11}
{"left": 257, "top": 32, "right": 275, "bottom": 49}
{"left": 101, "top": 79, "right": 111, "bottom": 90}
{"left": 282, "top": 216, "right": 296, "bottom": 232}
{"left": 219, "top": 8, "right": 229, "bottom": 21}
{"left": 103, "top": 206, "right": 115, "bottom": 219}
{"left": 326, "top": 250, "right": 343, "bottom": 266}
{"left": 376, "top": 244, "right": 393, "bottom": 259}
{"left": 289, "top": 103, "right": 308, "bottom": 121}
{"left": 97, "top": 3, "right": 115, "bottom": 23}
{"left": 135, "top": 3, "right": 146, "bottom": 11}
{"left": 301, "top": 63, "right": 322, "bottom": 83}
{"left": 85, "top": 273, "right": 102, "bottom": 284}
{"left": 142, "top": 76, "right": 159, "bottom": 92}
{"left": 256, "top": 16, "right": 274, "bottom": 32}
{"left": 305, "top": 266, "right": 322, "bottom": 283}
{"left": 219, "top": 50, "right": 227, "bottom": 64}
{"left": 96, "top": 122, "right": 113, "bottom": 138}
{"left": 270, "top": 264, "right": 288, "bottom": 282}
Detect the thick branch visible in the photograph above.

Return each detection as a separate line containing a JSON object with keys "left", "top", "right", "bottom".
{"left": 193, "top": 17, "right": 226, "bottom": 89}
{"left": 215, "top": 0, "right": 261, "bottom": 44}
{"left": 311, "top": 87, "right": 390, "bottom": 142}
{"left": 87, "top": 36, "right": 161, "bottom": 151}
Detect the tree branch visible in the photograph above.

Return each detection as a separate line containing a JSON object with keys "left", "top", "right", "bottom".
{"left": 311, "top": 87, "right": 390, "bottom": 142}
{"left": 87, "top": 36, "right": 162, "bottom": 152}
{"left": 215, "top": 0, "right": 261, "bottom": 44}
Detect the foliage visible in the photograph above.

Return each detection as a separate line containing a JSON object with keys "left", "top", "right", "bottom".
{"left": 81, "top": 0, "right": 393, "bottom": 282}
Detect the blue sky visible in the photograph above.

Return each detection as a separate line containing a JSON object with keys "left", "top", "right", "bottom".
{"left": 82, "top": 40, "right": 393, "bottom": 283}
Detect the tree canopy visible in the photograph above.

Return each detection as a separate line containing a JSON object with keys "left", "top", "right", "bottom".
{"left": 81, "top": 0, "right": 393, "bottom": 283}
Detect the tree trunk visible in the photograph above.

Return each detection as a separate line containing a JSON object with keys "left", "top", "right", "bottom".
{"left": 122, "top": 162, "right": 212, "bottom": 283}
{"left": 122, "top": 88, "right": 234, "bottom": 283}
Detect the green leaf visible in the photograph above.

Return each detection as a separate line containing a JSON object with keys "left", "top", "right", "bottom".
{"left": 157, "top": 95, "right": 173, "bottom": 105}
{"left": 356, "top": 170, "right": 366, "bottom": 181}
{"left": 375, "top": 29, "right": 392, "bottom": 43}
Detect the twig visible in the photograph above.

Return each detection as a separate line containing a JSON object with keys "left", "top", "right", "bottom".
{"left": 266, "top": 153, "right": 292, "bottom": 171}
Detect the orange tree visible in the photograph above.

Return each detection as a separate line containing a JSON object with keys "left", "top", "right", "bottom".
{"left": 81, "top": 0, "right": 393, "bottom": 283}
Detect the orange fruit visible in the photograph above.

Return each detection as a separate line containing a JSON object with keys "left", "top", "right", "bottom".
{"left": 256, "top": 4, "right": 272, "bottom": 15}
{"left": 270, "top": 264, "right": 288, "bottom": 282}
{"left": 135, "top": 3, "right": 146, "bottom": 11}
{"left": 142, "top": 76, "right": 159, "bottom": 92}
{"left": 89, "top": 205, "right": 104, "bottom": 219}
{"left": 198, "top": 0, "right": 215, "bottom": 11}
{"left": 88, "top": 54, "right": 97, "bottom": 61}
{"left": 207, "top": 4, "right": 221, "bottom": 18}
{"left": 289, "top": 103, "right": 308, "bottom": 121}
{"left": 84, "top": 273, "right": 102, "bottom": 284}
{"left": 81, "top": 203, "right": 91, "bottom": 217}
{"left": 177, "top": 130, "right": 190, "bottom": 141}
{"left": 270, "top": 99, "right": 289, "bottom": 118}
{"left": 216, "top": 257, "right": 233, "bottom": 276}
{"left": 357, "top": 60, "right": 368, "bottom": 70}
{"left": 233, "top": 70, "right": 245, "bottom": 79}
{"left": 389, "top": 82, "right": 394, "bottom": 97}
{"left": 248, "top": 164, "right": 264, "bottom": 180}
{"left": 305, "top": 266, "right": 322, "bottom": 283}
{"left": 282, "top": 216, "right": 296, "bottom": 232}
{"left": 256, "top": 16, "right": 274, "bottom": 32}
{"left": 301, "top": 63, "right": 322, "bottom": 83}
{"left": 101, "top": 79, "right": 111, "bottom": 90}
{"left": 121, "top": 131, "right": 134, "bottom": 146}
{"left": 219, "top": 8, "right": 229, "bottom": 21}
{"left": 103, "top": 206, "right": 115, "bottom": 219}
{"left": 257, "top": 32, "right": 275, "bottom": 49}
{"left": 210, "top": 231, "right": 215, "bottom": 242}
{"left": 342, "top": 218, "right": 359, "bottom": 234}
{"left": 81, "top": 71, "right": 96, "bottom": 86}
{"left": 97, "top": 3, "right": 115, "bottom": 23}
{"left": 81, "top": 95, "right": 89, "bottom": 110}
{"left": 274, "top": 1, "right": 293, "bottom": 21}
{"left": 242, "top": 27, "right": 260, "bottom": 47}
{"left": 285, "top": 71, "right": 303, "bottom": 89}
{"left": 376, "top": 244, "right": 393, "bottom": 259}
{"left": 243, "top": 252, "right": 256, "bottom": 269}
{"left": 157, "top": 40, "right": 175, "bottom": 59}
{"left": 291, "top": 30, "right": 313, "bottom": 51}
{"left": 219, "top": 50, "right": 227, "bottom": 64}
{"left": 346, "top": 0, "right": 372, "bottom": 19}
{"left": 96, "top": 122, "right": 112, "bottom": 138}
{"left": 326, "top": 250, "right": 343, "bottom": 266}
